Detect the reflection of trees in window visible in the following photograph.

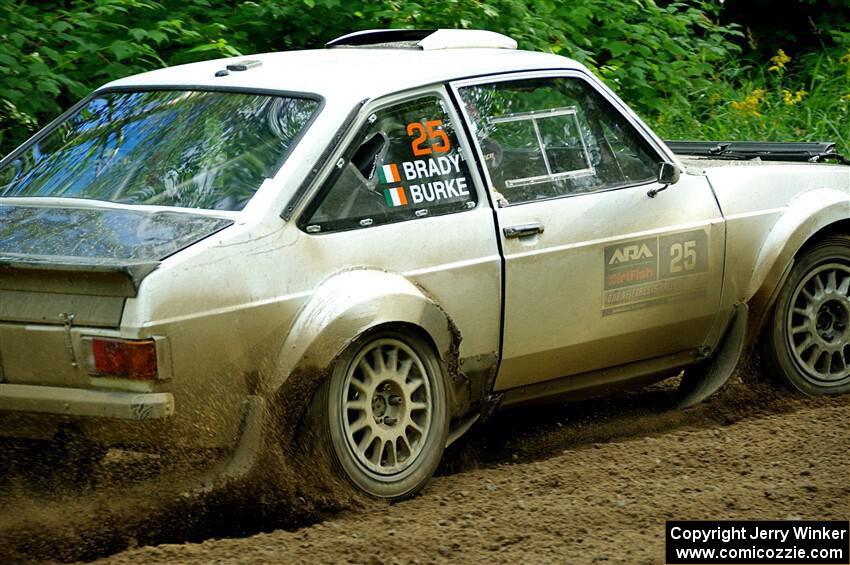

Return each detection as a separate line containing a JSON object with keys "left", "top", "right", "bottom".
{"left": 488, "top": 107, "right": 594, "bottom": 189}
{"left": 304, "top": 96, "right": 474, "bottom": 233}
{"left": 0, "top": 91, "right": 318, "bottom": 211}
{"left": 461, "top": 78, "right": 658, "bottom": 204}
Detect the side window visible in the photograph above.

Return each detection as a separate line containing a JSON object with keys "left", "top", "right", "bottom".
{"left": 458, "top": 77, "right": 659, "bottom": 205}
{"left": 302, "top": 95, "right": 476, "bottom": 232}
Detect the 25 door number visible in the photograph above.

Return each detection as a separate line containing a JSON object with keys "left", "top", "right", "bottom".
{"left": 407, "top": 120, "right": 451, "bottom": 156}
{"left": 669, "top": 240, "right": 697, "bottom": 274}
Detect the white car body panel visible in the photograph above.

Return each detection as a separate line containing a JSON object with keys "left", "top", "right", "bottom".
{"left": 0, "top": 33, "right": 848, "bottom": 456}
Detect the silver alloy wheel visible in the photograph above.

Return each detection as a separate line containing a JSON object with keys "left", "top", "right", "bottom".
{"left": 340, "top": 338, "right": 433, "bottom": 478}
{"left": 786, "top": 262, "right": 850, "bottom": 382}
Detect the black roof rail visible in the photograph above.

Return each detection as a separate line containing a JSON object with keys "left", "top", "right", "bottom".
{"left": 665, "top": 140, "right": 849, "bottom": 165}
{"left": 326, "top": 29, "right": 436, "bottom": 49}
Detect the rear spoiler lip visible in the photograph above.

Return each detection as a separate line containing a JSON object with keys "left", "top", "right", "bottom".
{"left": 0, "top": 255, "right": 159, "bottom": 297}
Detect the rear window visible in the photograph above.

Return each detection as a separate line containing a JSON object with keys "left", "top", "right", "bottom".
{"left": 0, "top": 90, "right": 319, "bottom": 211}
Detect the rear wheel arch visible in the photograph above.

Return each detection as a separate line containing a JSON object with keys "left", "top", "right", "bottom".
{"left": 269, "top": 270, "right": 459, "bottom": 391}
{"left": 370, "top": 321, "right": 447, "bottom": 365}
{"left": 266, "top": 270, "right": 462, "bottom": 452}
{"left": 311, "top": 325, "right": 451, "bottom": 499}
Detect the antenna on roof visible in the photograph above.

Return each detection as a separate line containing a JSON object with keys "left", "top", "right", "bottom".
{"left": 326, "top": 29, "right": 517, "bottom": 50}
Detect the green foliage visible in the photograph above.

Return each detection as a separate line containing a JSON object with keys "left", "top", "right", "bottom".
{"left": 0, "top": 0, "right": 244, "bottom": 151}
{"left": 0, "top": 0, "right": 847, "bottom": 158}
{"left": 352, "top": 0, "right": 744, "bottom": 117}
{"left": 0, "top": 0, "right": 741, "bottom": 154}
{"left": 655, "top": 40, "right": 850, "bottom": 154}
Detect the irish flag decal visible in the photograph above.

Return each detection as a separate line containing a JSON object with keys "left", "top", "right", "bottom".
{"left": 378, "top": 163, "right": 401, "bottom": 184}
{"left": 384, "top": 186, "right": 409, "bottom": 207}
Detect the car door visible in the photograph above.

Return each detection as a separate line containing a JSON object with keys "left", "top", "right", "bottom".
{"left": 452, "top": 71, "right": 726, "bottom": 391}
{"left": 296, "top": 87, "right": 502, "bottom": 386}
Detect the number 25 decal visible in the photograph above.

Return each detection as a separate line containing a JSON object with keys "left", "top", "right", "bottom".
{"left": 670, "top": 240, "right": 697, "bottom": 274}
{"left": 407, "top": 120, "right": 451, "bottom": 156}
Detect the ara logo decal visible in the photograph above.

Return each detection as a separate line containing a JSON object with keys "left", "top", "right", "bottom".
{"left": 608, "top": 243, "right": 654, "bottom": 265}
{"left": 602, "top": 230, "right": 710, "bottom": 314}
{"left": 604, "top": 237, "right": 659, "bottom": 292}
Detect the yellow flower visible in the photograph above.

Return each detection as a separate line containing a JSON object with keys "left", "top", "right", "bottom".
{"left": 840, "top": 49, "right": 850, "bottom": 65}
{"left": 842, "top": 93, "right": 850, "bottom": 101}
{"left": 782, "top": 89, "right": 807, "bottom": 106}
{"left": 731, "top": 89, "right": 765, "bottom": 117}
{"left": 769, "top": 49, "right": 791, "bottom": 72}
{"left": 772, "top": 49, "right": 791, "bottom": 65}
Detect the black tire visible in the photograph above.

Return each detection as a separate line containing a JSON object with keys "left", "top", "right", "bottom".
{"left": 312, "top": 328, "right": 448, "bottom": 500}
{"left": 764, "top": 235, "right": 850, "bottom": 395}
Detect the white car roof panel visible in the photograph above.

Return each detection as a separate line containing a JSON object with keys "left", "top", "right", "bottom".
{"left": 103, "top": 48, "right": 581, "bottom": 104}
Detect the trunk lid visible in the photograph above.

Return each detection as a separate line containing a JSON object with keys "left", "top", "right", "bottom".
{"left": 0, "top": 202, "right": 232, "bottom": 386}
{"left": 0, "top": 203, "right": 233, "bottom": 326}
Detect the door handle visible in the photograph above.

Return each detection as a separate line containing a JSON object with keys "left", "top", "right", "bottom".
{"left": 503, "top": 222, "right": 544, "bottom": 239}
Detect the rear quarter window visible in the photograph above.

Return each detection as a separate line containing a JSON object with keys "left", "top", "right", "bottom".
{"left": 302, "top": 95, "right": 476, "bottom": 233}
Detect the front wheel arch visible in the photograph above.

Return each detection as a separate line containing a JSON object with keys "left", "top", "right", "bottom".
{"left": 763, "top": 234, "right": 850, "bottom": 395}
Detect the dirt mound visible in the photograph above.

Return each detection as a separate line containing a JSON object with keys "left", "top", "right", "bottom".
{"left": 0, "top": 413, "right": 368, "bottom": 563}
{"left": 1, "top": 366, "right": 848, "bottom": 564}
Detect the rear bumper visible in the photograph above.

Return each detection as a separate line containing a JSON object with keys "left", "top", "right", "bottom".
{"left": 0, "top": 383, "right": 174, "bottom": 421}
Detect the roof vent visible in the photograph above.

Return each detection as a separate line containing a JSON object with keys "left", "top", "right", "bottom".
{"left": 326, "top": 29, "right": 517, "bottom": 51}
{"left": 226, "top": 59, "right": 262, "bottom": 71}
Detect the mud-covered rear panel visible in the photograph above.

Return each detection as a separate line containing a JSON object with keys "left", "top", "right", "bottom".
{"left": 0, "top": 204, "right": 233, "bottom": 389}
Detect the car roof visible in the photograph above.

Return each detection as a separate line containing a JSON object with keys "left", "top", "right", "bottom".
{"left": 103, "top": 46, "right": 583, "bottom": 105}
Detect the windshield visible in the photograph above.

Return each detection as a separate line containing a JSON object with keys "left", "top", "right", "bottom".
{"left": 0, "top": 90, "right": 319, "bottom": 211}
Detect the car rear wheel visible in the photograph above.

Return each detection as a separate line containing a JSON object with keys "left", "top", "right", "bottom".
{"left": 765, "top": 235, "right": 850, "bottom": 395}
{"left": 314, "top": 329, "right": 448, "bottom": 500}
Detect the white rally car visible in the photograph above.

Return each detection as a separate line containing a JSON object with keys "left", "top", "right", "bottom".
{"left": 0, "top": 29, "right": 848, "bottom": 499}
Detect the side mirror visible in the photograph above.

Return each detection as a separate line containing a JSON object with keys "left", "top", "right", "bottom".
{"left": 657, "top": 162, "right": 680, "bottom": 185}
{"left": 648, "top": 162, "right": 681, "bottom": 198}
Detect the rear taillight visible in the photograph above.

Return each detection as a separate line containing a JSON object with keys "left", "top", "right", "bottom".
{"left": 85, "top": 337, "right": 158, "bottom": 380}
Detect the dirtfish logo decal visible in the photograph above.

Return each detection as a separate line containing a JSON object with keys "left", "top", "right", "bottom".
{"left": 608, "top": 243, "right": 654, "bottom": 265}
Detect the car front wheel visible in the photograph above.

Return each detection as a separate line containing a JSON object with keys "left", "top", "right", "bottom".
{"left": 765, "top": 235, "right": 850, "bottom": 395}
{"left": 314, "top": 329, "right": 448, "bottom": 500}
